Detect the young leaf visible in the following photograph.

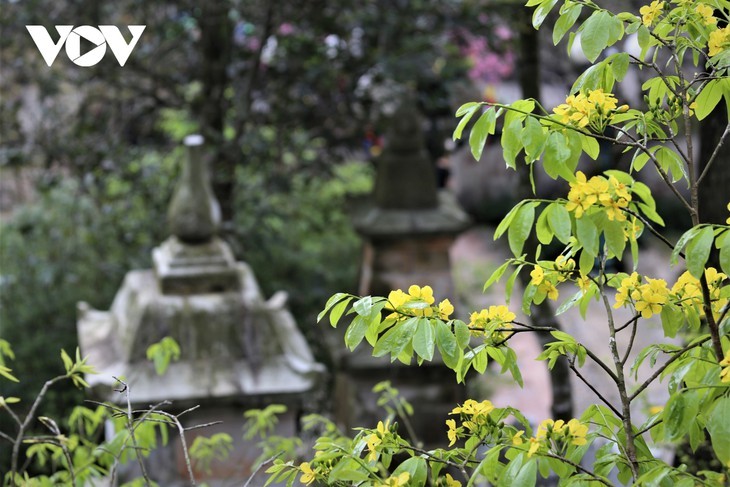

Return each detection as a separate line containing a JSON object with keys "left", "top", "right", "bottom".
{"left": 508, "top": 203, "right": 537, "bottom": 257}
{"left": 469, "top": 108, "right": 496, "bottom": 160}
{"left": 685, "top": 226, "right": 714, "bottom": 278}
{"left": 412, "top": 318, "right": 435, "bottom": 361}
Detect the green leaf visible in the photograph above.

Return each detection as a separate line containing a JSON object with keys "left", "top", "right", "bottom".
{"left": 553, "top": 4, "right": 582, "bottom": 45}
{"left": 686, "top": 226, "right": 714, "bottom": 278}
{"left": 536, "top": 206, "right": 553, "bottom": 245}
{"left": 522, "top": 117, "right": 547, "bottom": 162}
{"left": 655, "top": 147, "right": 688, "bottom": 184}
{"left": 329, "top": 297, "right": 352, "bottom": 327}
{"left": 373, "top": 317, "right": 417, "bottom": 361}
{"left": 508, "top": 203, "right": 537, "bottom": 257}
{"left": 453, "top": 104, "right": 482, "bottom": 141}
{"left": 501, "top": 119, "right": 524, "bottom": 169}
{"left": 671, "top": 226, "right": 700, "bottom": 265}
{"left": 542, "top": 131, "right": 573, "bottom": 180}
{"left": 548, "top": 203, "right": 571, "bottom": 243}
{"left": 513, "top": 459, "right": 537, "bottom": 487}
{"left": 576, "top": 216, "right": 599, "bottom": 257}
{"left": 580, "top": 134, "right": 600, "bottom": 161}
{"left": 318, "top": 292, "right": 348, "bottom": 322}
{"left": 412, "top": 318, "right": 435, "bottom": 361}
{"left": 532, "top": 0, "right": 559, "bottom": 29}
{"left": 603, "top": 219, "right": 626, "bottom": 259}
{"left": 392, "top": 457, "right": 427, "bottom": 487}
{"left": 495, "top": 202, "right": 524, "bottom": 240}
{"left": 695, "top": 79, "right": 724, "bottom": 121}
{"left": 580, "top": 11, "right": 612, "bottom": 63}
{"left": 720, "top": 230, "right": 730, "bottom": 275}
{"left": 579, "top": 248, "right": 595, "bottom": 275}
{"left": 610, "top": 52, "right": 629, "bottom": 81}
{"left": 484, "top": 261, "right": 511, "bottom": 291}
{"left": 435, "top": 320, "right": 460, "bottom": 369}
{"left": 456, "top": 101, "right": 479, "bottom": 117}
{"left": 469, "top": 109, "right": 496, "bottom": 160}
{"left": 707, "top": 396, "right": 730, "bottom": 466}
{"left": 345, "top": 315, "right": 369, "bottom": 351}
{"left": 660, "top": 303, "right": 683, "bottom": 338}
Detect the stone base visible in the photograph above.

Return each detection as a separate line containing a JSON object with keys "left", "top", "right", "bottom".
{"left": 153, "top": 236, "right": 240, "bottom": 294}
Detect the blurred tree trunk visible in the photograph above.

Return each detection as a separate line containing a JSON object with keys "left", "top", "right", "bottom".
{"left": 698, "top": 106, "right": 730, "bottom": 270}
{"left": 515, "top": 8, "right": 574, "bottom": 422}
{"left": 195, "top": 0, "right": 234, "bottom": 221}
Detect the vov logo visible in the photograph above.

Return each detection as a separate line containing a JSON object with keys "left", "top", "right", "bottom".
{"left": 26, "top": 25, "right": 146, "bottom": 67}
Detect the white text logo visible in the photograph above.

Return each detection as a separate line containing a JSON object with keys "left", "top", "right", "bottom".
{"left": 26, "top": 25, "right": 146, "bottom": 67}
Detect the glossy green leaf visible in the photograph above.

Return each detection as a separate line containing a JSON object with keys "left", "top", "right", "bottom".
{"left": 694, "top": 79, "right": 723, "bottom": 121}
{"left": 435, "top": 320, "right": 460, "bottom": 369}
{"left": 708, "top": 396, "right": 730, "bottom": 467}
{"left": 392, "top": 457, "right": 427, "bottom": 487}
{"left": 329, "top": 297, "right": 352, "bottom": 327}
{"left": 719, "top": 230, "right": 730, "bottom": 276}
{"left": 553, "top": 3, "right": 582, "bottom": 45}
{"left": 412, "top": 318, "right": 435, "bottom": 361}
{"left": 469, "top": 109, "right": 496, "bottom": 160}
{"left": 685, "top": 226, "right": 714, "bottom": 278}
{"left": 548, "top": 203, "right": 571, "bottom": 243}
{"left": 344, "top": 315, "right": 369, "bottom": 351}
{"left": 508, "top": 203, "right": 537, "bottom": 257}
{"left": 580, "top": 11, "right": 612, "bottom": 62}
{"left": 453, "top": 103, "right": 482, "bottom": 141}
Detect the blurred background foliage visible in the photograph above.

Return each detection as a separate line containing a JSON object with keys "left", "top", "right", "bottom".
{"left": 0, "top": 0, "right": 521, "bottom": 436}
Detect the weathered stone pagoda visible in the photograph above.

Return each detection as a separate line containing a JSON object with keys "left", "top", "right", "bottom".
{"left": 337, "top": 98, "right": 471, "bottom": 445}
{"left": 77, "top": 135, "right": 324, "bottom": 483}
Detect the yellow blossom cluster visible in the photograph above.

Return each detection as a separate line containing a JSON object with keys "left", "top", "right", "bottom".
{"left": 565, "top": 171, "right": 632, "bottom": 221}
{"left": 442, "top": 473, "right": 462, "bottom": 487}
{"left": 365, "top": 420, "right": 391, "bottom": 461}
{"left": 447, "top": 399, "right": 496, "bottom": 445}
{"left": 552, "top": 89, "right": 627, "bottom": 131}
{"left": 640, "top": 1, "right": 664, "bottom": 27}
{"left": 529, "top": 256, "right": 577, "bottom": 303}
{"left": 386, "top": 285, "right": 454, "bottom": 320}
{"left": 709, "top": 25, "right": 730, "bottom": 57}
{"left": 614, "top": 272, "right": 670, "bottom": 319}
{"left": 671, "top": 268, "right": 728, "bottom": 316}
{"left": 720, "top": 350, "right": 730, "bottom": 384}
{"left": 696, "top": 3, "right": 717, "bottom": 25}
{"left": 518, "top": 418, "right": 589, "bottom": 457}
{"left": 468, "top": 305, "right": 516, "bottom": 343}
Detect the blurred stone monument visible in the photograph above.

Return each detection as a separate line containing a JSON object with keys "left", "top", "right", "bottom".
{"left": 338, "top": 97, "right": 471, "bottom": 446}
{"left": 77, "top": 135, "right": 325, "bottom": 484}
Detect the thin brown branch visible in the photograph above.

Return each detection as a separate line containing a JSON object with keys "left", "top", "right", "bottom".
{"left": 697, "top": 124, "right": 730, "bottom": 186}
{"left": 629, "top": 337, "right": 711, "bottom": 401}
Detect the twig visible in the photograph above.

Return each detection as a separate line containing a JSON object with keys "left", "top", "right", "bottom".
{"left": 151, "top": 409, "right": 197, "bottom": 486}
{"left": 568, "top": 357, "right": 624, "bottom": 419}
{"left": 243, "top": 453, "right": 284, "bottom": 487}
{"left": 629, "top": 337, "right": 710, "bottom": 401}
{"left": 697, "top": 124, "right": 730, "bottom": 186}
{"left": 620, "top": 319, "right": 639, "bottom": 366}
{"left": 10, "top": 375, "right": 66, "bottom": 479}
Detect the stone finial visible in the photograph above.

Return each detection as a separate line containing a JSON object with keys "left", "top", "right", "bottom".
{"left": 374, "top": 97, "right": 439, "bottom": 210}
{"left": 167, "top": 135, "right": 222, "bottom": 243}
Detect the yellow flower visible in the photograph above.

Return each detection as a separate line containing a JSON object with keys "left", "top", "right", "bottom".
{"left": 450, "top": 399, "right": 494, "bottom": 418}
{"left": 377, "top": 472, "right": 410, "bottom": 487}
{"left": 633, "top": 277, "right": 669, "bottom": 319}
{"left": 567, "top": 419, "right": 589, "bottom": 446}
{"left": 720, "top": 350, "right": 730, "bottom": 384}
{"left": 530, "top": 265, "right": 545, "bottom": 285}
{"left": 539, "top": 280, "right": 559, "bottom": 301}
{"left": 527, "top": 437, "right": 542, "bottom": 457}
{"left": 726, "top": 202, "right": 730, "bottom": 224}
{"left": 512, "top": 430, "right": 525, "bottom": 445}
{"left": 697, "top": 3, "right": 717, "bottom": 25}
{"left": 648, "top": 405, "right": 664, "bottom": 415}
{"left": 640, "top": 1, "right": 665, "bottom": 27}
{"left": 366, "top": 433, "right": 382, "bottom": 461}
{"left": 444, "top": 473, "right": 462, "bottom": 487}
{"left": 709, "top": 26, "right": 730, "bottom": 57}
{"left": 299, "top": 462, "right": 317, "bottom": 485}
{"left": 438, "top": 299, "right": 454, "bottom": 319}
{"left": 615, "top": 272, "right": 641, "bottom": 308}
{"left": 408, "top": 284, "right": 435, "bottom": 305}
{"left": 577, "top": 274, "right": 593, "bottom": 293}
{"left": 446, "top": 419, "right": 459, "bottom": 446}
{"left": 487, "top": 305, "right": 516, "bottom": 323}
